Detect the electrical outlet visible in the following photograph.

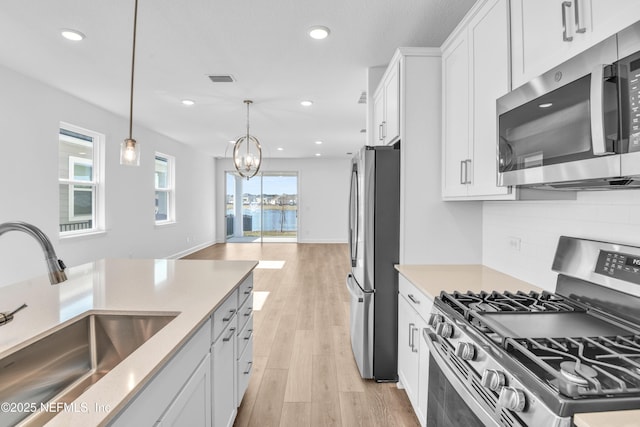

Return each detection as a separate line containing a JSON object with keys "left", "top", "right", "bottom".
{"left": 508, "top": 236, "right": 521, "bottom": 252}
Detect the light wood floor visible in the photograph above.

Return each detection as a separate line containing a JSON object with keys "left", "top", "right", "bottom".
{"left": 184, "top": 243, "right": 420, "bottom": 427}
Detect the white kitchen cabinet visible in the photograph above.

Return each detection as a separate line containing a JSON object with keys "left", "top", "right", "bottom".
{"left": 108, "top": 320, "right": 211, "bottom": 427}
{"left": 212, "top": 321, "right": 236, "bottom": 427}
{"left": 397, "top": 276, "right": 432, "bottom": 427}
{"left": 372, "top": 61, "right": 400, "bottom": 145}
{"left": 212, "top": 289, "right": 239, "bottom": 427}
{"left": 236, "top": 283, "right": 253, "bottom": 406}
{"left": 442, "top": 0, "right": 513, "bottom": 200}
{"left": 157, "top": 354, "right": 212, "bottom": 426}
{"left": 511, "top": 0, "right": 640, "bottom": 88}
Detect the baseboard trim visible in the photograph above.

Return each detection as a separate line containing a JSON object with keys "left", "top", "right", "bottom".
{"left": 167, "top": 240, "right": 217, "bottom": 259}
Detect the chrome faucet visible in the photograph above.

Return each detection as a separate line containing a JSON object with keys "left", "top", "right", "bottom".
{"left": 0, "top": 221, "right": 67, "bottom": 284}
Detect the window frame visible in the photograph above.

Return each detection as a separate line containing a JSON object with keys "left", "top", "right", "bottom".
{"left": 58, "top": 122, "right": 105, "bottom": 237}
{"left": 154, "top": 152, "right": 176, "bottom": 225}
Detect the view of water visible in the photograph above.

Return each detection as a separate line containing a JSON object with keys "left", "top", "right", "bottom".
{"left": 227, "top": 209, "right": 297, "bottom": 232}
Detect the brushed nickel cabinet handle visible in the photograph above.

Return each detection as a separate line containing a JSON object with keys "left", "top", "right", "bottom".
{"left": 409, "top": 322, "right": 415, "bottom": 349}
{"left": 411, "top": 327, "right": 418, "bottom": 353}
{"left": 222, "top": 327, "right": 236, "bottom": 342}
{"left": 223, "top": 309, "right": 236, "bottom": 322}
{"left": 562, "top": 1, "right": 573, "bottom": 42}
{"left": 244, "top": 361, "right": 253, "bottom": 375}
{"left": 465, "top": 159, "right": 472, "bottom": 184}
{"left": 408, "top": 294, "right": 420, "bottom": 305}
{"left": 574, "top": 0, "right": 586, "bottom": 33}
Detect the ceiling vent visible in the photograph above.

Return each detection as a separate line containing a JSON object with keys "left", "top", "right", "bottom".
{"left": 358, "top": 91, "right": 367, "bottom": 104}
{"left": 208, "top": 74, "right": 235, "bottom": 83}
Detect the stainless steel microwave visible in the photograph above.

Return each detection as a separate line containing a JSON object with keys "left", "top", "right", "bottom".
{"left": 497, "top": 21, "right": 640, "bottom": 190}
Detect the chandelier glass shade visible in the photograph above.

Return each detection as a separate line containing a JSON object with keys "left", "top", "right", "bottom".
{"left": 233, "top": 100, "right": 262, "bottom": 179}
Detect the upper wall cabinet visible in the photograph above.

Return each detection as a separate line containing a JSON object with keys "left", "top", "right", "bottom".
{"left": 442, "top": 0, "right": 514, "bottom": 200}
{"left": 372, "top": 61, "right": 400, "bottom": 145}
{"left": 511, "top": 0, "right": 640, "bottom": 89}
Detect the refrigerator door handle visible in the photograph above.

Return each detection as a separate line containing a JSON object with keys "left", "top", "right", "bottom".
{"left": 348, "top": 164, "right": 359, "bottom": 268}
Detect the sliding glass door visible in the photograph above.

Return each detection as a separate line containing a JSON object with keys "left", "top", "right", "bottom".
{"left": 225, "top": 171, "right": 298, "bottom": 243}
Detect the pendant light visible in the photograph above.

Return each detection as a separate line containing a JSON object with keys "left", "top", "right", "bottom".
{"left": 121, "top": 0, "right": 140, "bottom": 166}
{"left": 233, "top": 100, "right": 262, "bottom": 179}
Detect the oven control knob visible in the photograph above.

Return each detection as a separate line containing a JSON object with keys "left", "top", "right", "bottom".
{"left": 455, "top": 342, "right": 476, "bottom": 361}
{"left": 481, "top": 369, "right": 506, "bottom": 391}
{"left": 498, "top": 386, "right": 526, "bottom": 412}
{"left": 428, "top": 313, "right": 443, "bottom": 328}
{"left": 435, "top": 322, "right": 454, "bottom": 338}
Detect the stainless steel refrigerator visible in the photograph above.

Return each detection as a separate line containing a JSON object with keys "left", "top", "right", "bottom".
{"left": 346, "top": 142, "right": 400, "bottom": 381}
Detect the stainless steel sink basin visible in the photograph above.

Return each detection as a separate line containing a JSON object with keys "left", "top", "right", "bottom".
{"left": 0, "top": 312, "right": 176, "bottom": 427}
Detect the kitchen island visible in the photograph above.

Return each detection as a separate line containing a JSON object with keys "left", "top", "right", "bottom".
{"left": 395, "top": 264, "right": 640, "bottom": 427}
{"left": 0, "top": 258, "right": 257, "bottom": 426}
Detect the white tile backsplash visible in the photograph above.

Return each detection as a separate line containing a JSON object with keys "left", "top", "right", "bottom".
{"left": 482, "top": 189, "right": 640, "bottom": 291}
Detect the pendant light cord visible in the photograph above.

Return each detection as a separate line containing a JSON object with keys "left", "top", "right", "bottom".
{"left": 245, "top": 100, "right": 251, "bottom": 155}
{"left": 128, "top": 0, "right": 138, "bottom": 139}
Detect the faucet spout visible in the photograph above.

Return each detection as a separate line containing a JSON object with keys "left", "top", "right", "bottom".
{"left": 0, "top": 222, "right": 67, "bottom": 284}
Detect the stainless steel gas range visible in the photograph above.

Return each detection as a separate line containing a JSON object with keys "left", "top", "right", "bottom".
{"left": 425, "top": 236, "right": 640, "bottom": 427}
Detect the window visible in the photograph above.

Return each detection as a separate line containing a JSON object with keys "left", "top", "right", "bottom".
{"left": 58, "top": 123, "right": 104, "bottom": 235}
{"left": 155, "top": 153, "right": 175, "bottom": 224}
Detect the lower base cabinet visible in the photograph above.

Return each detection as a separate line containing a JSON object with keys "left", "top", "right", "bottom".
{"left": 212, "top": 319, "right": 237, "bottom": 427}
{"left": 108, "top": 321, "right": 211, "bottom": 426}
{"left": 109, "top": 274, "right": 254, "bottom": 427}
{"left": 157, "top": 354, "right": 212, "bottom": 426}
{"left": 397, "top": 276, "right": 433, "bottom": 427}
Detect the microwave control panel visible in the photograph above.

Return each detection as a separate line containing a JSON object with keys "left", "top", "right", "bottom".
{"left": 628, "top": 59, "right": 640, "bottom": 152}
{"left": 596, "top": 250, "right": 640, "bottom": 284}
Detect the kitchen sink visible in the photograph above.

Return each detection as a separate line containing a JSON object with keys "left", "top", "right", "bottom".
{"left": 0, "top": 312, "right": 177, "bottom": 426}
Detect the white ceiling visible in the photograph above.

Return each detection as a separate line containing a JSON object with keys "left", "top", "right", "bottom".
{"left": 0, "top": 0, "right": 476, "bottom": 159}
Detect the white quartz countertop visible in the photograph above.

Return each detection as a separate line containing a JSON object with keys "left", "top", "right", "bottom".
{"left": 0, "top": 258, "right": 257, "bottom": 426}
{"left": 394, "top": 264, "right": 543, "bottom": 299}
{"left": 395, "top": 264, "right": 640, "bottom": 427}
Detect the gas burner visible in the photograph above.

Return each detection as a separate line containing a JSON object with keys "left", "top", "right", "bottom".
{"left": 559, "top": 361, "right": 598, "bottom": 387}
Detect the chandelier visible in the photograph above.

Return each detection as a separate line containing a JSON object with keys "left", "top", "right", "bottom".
{"left": 233, "top": 100, "right": 262, "bottom": 179}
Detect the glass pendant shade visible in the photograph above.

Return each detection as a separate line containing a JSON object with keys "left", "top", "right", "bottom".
{"left": 120, "top": 138, "right": 140, "bottom": 166}
{"left": 121, "top": 0, "right": 140, "bottom": 166}
{"left": 233, "top": 100, "right": 262, "bottom": 179}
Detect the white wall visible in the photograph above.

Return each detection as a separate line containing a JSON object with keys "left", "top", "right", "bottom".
{"left": 215, "top": 157, "right": 350, "bottom": 243}
{"left": 0, "top": 64, "right": 216, "bottom": 287}
{"left": 483, "top": 190, "right": 640, "bottom": 291}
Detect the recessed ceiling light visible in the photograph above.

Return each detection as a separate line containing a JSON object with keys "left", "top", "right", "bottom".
{"left": 315, "top": 153, "right": 322, "bottom": 157}
{"left": 277, "top": 147, "right": 284, "bottom": 151}
{"left": 300, "top": 100, "right": 313, "bottom": 107}
{"left": 315, "top": 140, "right": 323, "bottom": 145}
{"left": 308, "top": 26, "right": 330, "bottom": 40}
{"left": 61, "top": 29, "right": 85, "bottom": 41}
{"left": 538, "top": 102, "right": 553, "bottom": 108}
{"left": 181, "top": 99, "right": 195, "bottom": 106}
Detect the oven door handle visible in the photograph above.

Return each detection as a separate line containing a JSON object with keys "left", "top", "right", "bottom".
{"left": 590, "top": 64, "right": 614, "bottom": 156}
{"left": 423, "top": 329, "right": 502, "bottom": 427}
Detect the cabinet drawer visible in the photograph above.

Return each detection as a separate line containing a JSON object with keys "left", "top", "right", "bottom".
{"left": 237, "top": 292, "right": 253, "bottom": 334}
{"left": 398, "top": 276, "right": 432, "bottom": 322}
{"left": 238, "top": 275, "right": 253, "bottom": 305}
{"left": 236, "top": 334, "right": 253, "bottom": 406}
{"left": 237, "top": 313, "right": 253, "bottom": 358}
{"left": 212, "top": 289, "right": 238, "bottom": 343}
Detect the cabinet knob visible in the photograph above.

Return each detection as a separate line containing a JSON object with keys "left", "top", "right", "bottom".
{"left": 498, "top": 386, "right": 526, "bottom": 412}
{"left": 455, "top": 342, "right": 476, "bottom": 361}
{"left": 481, "top": 369, "right": 506, "bottom": 391}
